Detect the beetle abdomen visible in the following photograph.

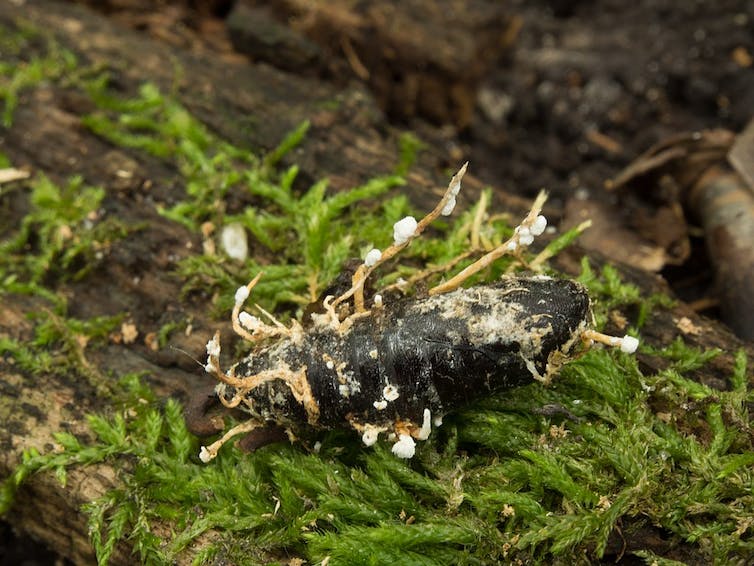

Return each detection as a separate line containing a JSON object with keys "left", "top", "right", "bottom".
{"left": 228, "top": 276, "right": 590, "bottom": 433}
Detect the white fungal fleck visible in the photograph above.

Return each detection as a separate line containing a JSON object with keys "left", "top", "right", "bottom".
{"left": 362, "top": 426, "right": 381, "bottom": 446}
{"left": 220, "top": 223, "right": 248, "bottom": 261}
{"left": 369, "top": 349, "right": 379, "bottom": 359}
{"left": 204, "top": 361, "right": 217, "bottom": 374}
{"left": 373, "top": 399, "right": 388, "bottom": 410}
{"left": 326, "top": 360, "right": 335, "bottom": 370}
{"left": 433, "top": 415, "right": 444, "bottom": 427}
{"left": 234, "top": 285, "right": 250, "bottom": 305}
{"left": 199, "top": 446, "right": 213, "bottom": 463}
{"left": 206, "top": 336, "right": 220, "bottom": 357}
{"left": 449, "top": 177, "right": 462, "bottom": 197}
{"left": 531, "top": 215, "right": 548, "bottom": 236}
{"left": 364, "top": 248, "right": 382, "bottom": 267}
{"left": 238, "top": 311, "right": 261, "bottom": 330}
{"left": 620, "top": 335, "right": 639, "bottom": 353}
{"left": 519, "top": 231, "right": 534, "bottom": 246}
{"left": 391, "top": 434, "right": 416, "bottom": 459}
{"left": 506, "top": 240, "right": 518, "bottom": 251}
{"left": 383, "top": 384, "right": 400, "bottom": 401}
{"left": 393, "top": 216, "right": 418, "bottom": 245}
{"left": 441, "top": 195, "right": 456, "bottom": 216}
{"left": 373, "top": 294, "right": 383, "bottom": 308}
{"left": 416, "top": 408, "right": 432, "bottom": 440}
{"left": 339, "top": 384, "right": 350, "bottom": 397}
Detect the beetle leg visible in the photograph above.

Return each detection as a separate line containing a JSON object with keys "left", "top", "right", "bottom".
{"left": 581, "top": 328, "right": 640, "bottom": 354}
{"left": 198, "top": 419, "right": 261, "bottom": 463}
{"left": 232, "top": 272, "right": 302, "bottom": 342}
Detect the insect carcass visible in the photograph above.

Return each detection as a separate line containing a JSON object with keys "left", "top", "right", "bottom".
{"left": 196, "top": 164, "right": 638, "bottom": 461}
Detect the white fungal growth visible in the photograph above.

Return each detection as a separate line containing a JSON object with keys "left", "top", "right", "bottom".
{"left": 433, "top": 415, "right": 444, "bottom": 427}
{"left": 391, "top": 434, "right": 416, "bottom": 459}
{"left": 383, "top": 384, "right": 400, "bottom": 402}
{"left": 199, "top": 446, "right": 213, "bottom": 463}
{"left": 204, "top": 360, "right": 218, "bottom": 374}
{"left": 220, "top": 223, "right": 248, "bottom": 261}
{"left": 393, "top": 216, "right": 418, "bottom": 245}
{"left": 373, "top": 294, "right": 383, "bottom": 308}
{"left": 416, "top": 408, "right": 432, "bottom": 440}
{"left": 326, "top": 360, "right": 335, "bottom": 370}
{"left": 449, "top": 177, "right": 462, "bottom": 197}
{"left": 238, "top": 311, "right": 261, "bottom": 331}
{"left": 206, "top": 336, "right": 221, "bottom": 358}
{"left": 517, "top": 226, "right": 535, "bottom": 246}
{"left": 234, "top": 285, "right": 250, "bottom": 305}
{"left": 364, "top": 248, "right": 382, "bottom": 267}
{"left": 531, "top": 215, "right": 548, "bottom": 236}
{"left": 441, "top": 195, "right": 456, "bottom": 216}
{"left": 620, "top": 335, "right": 639, "bottom": 353}
{"left": 362, "top": 426, "right": 381, "bottom": 447}
{"left": 373, "top": 399, "right": 388, "bottom": 410}
{"left": 369, "top": 349, "right": 379, "bottom": 359}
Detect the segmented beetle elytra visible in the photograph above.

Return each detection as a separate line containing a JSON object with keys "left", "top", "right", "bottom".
{"left": 196, "top": 164, "right": 638, "bottom": 461}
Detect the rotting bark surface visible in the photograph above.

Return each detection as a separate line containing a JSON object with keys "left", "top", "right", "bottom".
{"left": 1, "top": 1, "right": 753, "bottom": 564}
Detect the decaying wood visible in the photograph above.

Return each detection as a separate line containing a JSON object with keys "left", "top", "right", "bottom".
{"left": 609, "top": 126, "right": 754, "bottom": 339}
{"left": 226, "top": 0, "right": 517, "bottom": 127}
{"left": 0, "top": 1, "right": 751, "bottom": 564}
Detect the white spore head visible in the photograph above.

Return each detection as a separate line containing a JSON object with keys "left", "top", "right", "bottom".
{"left": 238, "top": 311, "right": 261, "bottom": 331}
{"left": 449, "top": 177, "right": 462, "bottom": 197}
{"left": 362, "top": 427, "right": 380, "bottom": 447}
{"left": 364, "top": 248, "right": 382, "bottom": 267}
{"left": 206, "top": 336, "right": 220, "bottom": 357}
{"left": 391, "top": 434, "right": 416, "bottom": 459}
{"left": 531, "top": 215, "right": 548, "bottom": 236}
{"left": 519, "top": 232, "right": 534, "bottom": 246}
{"left": 393, "top": 216, "right": 418, "bottom": 245}
{"left": 441, "top": 195, "right": 456, "bottom": 216}
{"left": 383, "top": 384, "right": 400, "bottom": 402}
{"left": 199, "top": 446, "right": 213, "bottom": 463}
{"left": 234, "top": 285, "right": 250, "bottom": 305}
{"left": 620, "top": 335, "right": 639, "bottom": 353}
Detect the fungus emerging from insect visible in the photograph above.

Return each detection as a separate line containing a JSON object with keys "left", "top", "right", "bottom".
{"left": 196, "top": 163, "right": 638, "bottom": 461}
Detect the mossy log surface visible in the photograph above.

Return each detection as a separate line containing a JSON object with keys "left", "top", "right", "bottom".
{"left": 0, "top": 1, "right": 752, "bottom": 564}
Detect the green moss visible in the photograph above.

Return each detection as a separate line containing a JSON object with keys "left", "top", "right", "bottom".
{"left": 0, "top": 175, "right": 134, "bottom": 285}
{"left": 3, "top": 176, "right": 752, "bottom": 563}
{"left": 0, "top": 168, "right": 129, "bottom": 395}
{"left": 79, "top": 80, "right": 412, "bottom": 310}
{"left": 0, "top": 23, "right": 77, "bottom": 126}
{"left": 3, "top": 340, "right": 750, "bottom": 564}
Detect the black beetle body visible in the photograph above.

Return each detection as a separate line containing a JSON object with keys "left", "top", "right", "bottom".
{"left": 216, "top": 276, "right": 590, "bottom": 455}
